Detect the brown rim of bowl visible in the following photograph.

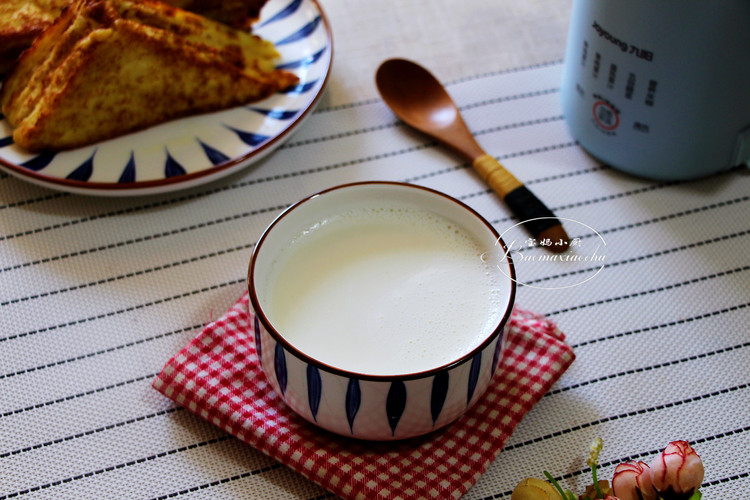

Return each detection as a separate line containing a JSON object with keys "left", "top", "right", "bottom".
{"left": 247, "top": 181, "right": 517, "bottom": 382}
{"left": 0, "top": 0, "right": 333, "bottom": 194}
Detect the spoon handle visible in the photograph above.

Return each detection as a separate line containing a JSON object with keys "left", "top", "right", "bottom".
{"left": 473, "top": 154, "right": 569, "bottom": 249}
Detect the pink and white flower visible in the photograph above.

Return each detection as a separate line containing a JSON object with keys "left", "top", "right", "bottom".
{"left": 649, "top": 441, "right": 704, "bottom": 500}
{"left": 612, "top": 461, "right": 657, "bottom": 500}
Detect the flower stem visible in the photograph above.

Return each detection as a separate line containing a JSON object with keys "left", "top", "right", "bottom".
{"left": 592, "top": 465, "right": 604, "bottom": 499}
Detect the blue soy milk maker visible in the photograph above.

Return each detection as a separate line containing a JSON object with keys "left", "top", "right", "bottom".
{"left": 560, "top": 0, "right": 750, "bottom": 180}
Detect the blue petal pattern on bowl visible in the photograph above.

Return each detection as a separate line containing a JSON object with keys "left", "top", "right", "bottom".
{"left": 306, "top": 364, "right": 322, "bottom": 421}
{"left": 467, "top": 352, "right": 482, "bottom": 406}
{"left": 345, "top": 379, "right": 361, "bottom": 434}
{"left": 254, "top": 316, "right": 263, "bottom": 364}
{"left": 274, "top": 343, "right": 288, "bottom": 396}
{"left": 386, "top": 381, "right": 407, "bottom": 436}
{"left": 491, "top": 335, "right": 503, "bottom": 375}
{"left": 430, "top": 371, "right": 450, "bottom": 425}
{"left": 0, "top": 0, "right": 331, "bottom": 195}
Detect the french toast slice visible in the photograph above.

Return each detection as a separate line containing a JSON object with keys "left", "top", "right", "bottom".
{"left": 1, "top": 2, "right": 97, "bottom": 126}
{"left": 0, "top": 0, "right": 268, "bottom": 76}
{"left": 0, "top": 0, "right": 69, "bottom": 75}
{"left": 1, "top": 0, "right": 298, "bottom": 152}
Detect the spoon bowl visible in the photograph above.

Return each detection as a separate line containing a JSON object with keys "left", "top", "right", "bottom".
{"left": 375, "top": 59, "right": 481, "bottom": 158}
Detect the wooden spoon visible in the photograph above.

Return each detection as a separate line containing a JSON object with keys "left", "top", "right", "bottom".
{"left": 376, "top": 58, "right": 569, "bottom": 252}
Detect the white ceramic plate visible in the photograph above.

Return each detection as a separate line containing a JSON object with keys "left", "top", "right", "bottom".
{"left": 0, "top": 0, "right": 332, "bottom": 196}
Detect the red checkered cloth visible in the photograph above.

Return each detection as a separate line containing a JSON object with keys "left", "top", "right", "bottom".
{"left": 153, "top": 292, "right": 575, "bottom": 499}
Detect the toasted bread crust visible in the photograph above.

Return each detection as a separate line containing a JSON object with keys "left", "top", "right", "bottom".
{"left": 2, "top": 0, "right": 297, "bottom": 151}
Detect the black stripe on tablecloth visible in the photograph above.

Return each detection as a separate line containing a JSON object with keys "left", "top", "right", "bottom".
{"left": 523, "top": 229, "right": 749, "bottom": 287}
{"left": 0, "top": 242, "right": 257, "bottom": 307}
{"left": 0, "top": 322, "right": 205, "bottom": 380}
{"left": 1, "top": 372, "right": 160, "bottom": 418}
{"left": 568, "top": 302, "right": 750, "bottom": 350}
{"left": 546, "top": 266, "right": 749, "bottom": 317}
{"left": 147, "top": 462, "right": 289, "bottom": 500}
{"left": 0, "top": 192, "right": 68, "bottom": 212}
{"left": 404, "top": 158, "right": 602, "bottom": 187}
{"left": 0, "top": 406, "right": 185, "bottom": 459}
{"left": 0, "top": 278, "right": 246, "bottom": 343}
{"left": 0, "top": 434, "right": 239, "bottom": 500}
{"left": 504, "top": 386, "right": 750, "bottom": 456}
{"left": 549, "top": 337, "right": 750, "bottom": 396}
{"left": 512, "top": 194, "right": 750, "bottom": 254}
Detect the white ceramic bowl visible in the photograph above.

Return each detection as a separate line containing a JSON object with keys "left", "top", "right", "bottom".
{"left": 248, "top": 182, "right": 516, "bottom": 440}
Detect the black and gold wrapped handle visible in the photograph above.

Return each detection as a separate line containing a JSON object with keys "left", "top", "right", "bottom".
{"left": 473, "top": 154, "right": 569, "bottom": 249}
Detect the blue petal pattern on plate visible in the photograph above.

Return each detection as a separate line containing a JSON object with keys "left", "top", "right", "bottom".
{"left": 0, "top": 0, "right": 331, "bottom": 196}
{"left": 430, "top": 371, "right": 449, "bottom": 425}
{"left": 275, "top": 16, "right": 321, "bottom": 46}
{"left": 230, "top": 127, "right": 271, "bottom": 147}
{"left": 22, "top": 152, "right": 56, "bottom": 172}
{"left": 277, "top": 48, "right": 326, "bottom": 70}
{"left": 67, "top": 153, "right": 95, "bottom": 181}
{"left": 467, "top": 352, "right": 482, "bottom": 406}
{"left": 200, "top": 141, "right": 231, "bottom": 165}
{"left": 274, "top": 343, "right": 288, "bottom": 396}
{"left": 249, "top": 108, "right": 301, "bottom": 120}
{"left": 164, "top": 152, "right": 187, "bottom": 178}
{"left": 386, "top": 381, "right": 407, "bottom": 436}
{"left": 345, "top": 378, "right": 361, "bottom": 434}
{"left": 280, "top": 80, "right": 320, "bottom": 95}
{"left": 256, "top": 0, "right": 302, "bottom": 27}
{"left": 306, "top": 364, "right": 322, "bottom": 421}
{"left": 118, "top": 153, "right": 136, "bottom": 183}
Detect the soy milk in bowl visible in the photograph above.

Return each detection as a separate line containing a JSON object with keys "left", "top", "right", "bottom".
{"left": 248, "top": 182, "right": 516, "bottom": 440}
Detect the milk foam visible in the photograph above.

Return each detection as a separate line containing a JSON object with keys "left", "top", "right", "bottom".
{"left": 262, "top": 205, "right": 507, "bottom": 376}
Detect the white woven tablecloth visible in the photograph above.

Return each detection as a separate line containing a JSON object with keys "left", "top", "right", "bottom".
{"left": 2, "top": 0, "right": 749, "bottom": 498}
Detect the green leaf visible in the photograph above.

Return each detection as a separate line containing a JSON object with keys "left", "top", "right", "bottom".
{"left": 543, "top": 471, "right": 568, "bottom": 500}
